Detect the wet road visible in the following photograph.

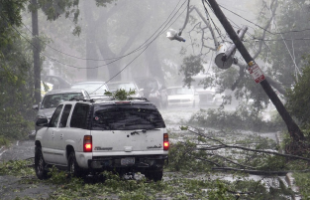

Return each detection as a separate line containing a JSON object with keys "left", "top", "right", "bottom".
{"left": 0, "top": 106, "right": 274, "bottom": 161}
{"left": 0, "top": 140, "right": 34, "bottom": 162}
{"left": 0, "top": 107, "right": 301, "bottom": 199}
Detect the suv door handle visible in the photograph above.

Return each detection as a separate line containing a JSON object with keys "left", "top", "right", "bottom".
{"left": 60, "top": 133, "right": 64, "bottom": 139}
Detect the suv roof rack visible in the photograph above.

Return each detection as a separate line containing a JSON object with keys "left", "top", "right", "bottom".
{"left": 88, "top": 97, "right": 150, "bottom": 102}
{"left": 69, "top": 97, "right": 95, "bottom": 103}
{"left": 127, "top": 97, "right": 149, "bottom": 102}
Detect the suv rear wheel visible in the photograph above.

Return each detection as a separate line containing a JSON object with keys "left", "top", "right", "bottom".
{"left": 144, "top": 170, "right": 163, "bottom": 181}
{"left": 68, "top": 151, "right": 84, "bottom": 177}
{"left": 35, "top": 146, "right": 49, "bottom": 179}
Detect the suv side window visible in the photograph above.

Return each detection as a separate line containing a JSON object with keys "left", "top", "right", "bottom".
{"left": 59, "top": 105, "right": 72, "bottom": 128}
{"left": 49, "top": 105, "right": 63, "bottom": 127}
{"left": 71, "top": 103, "right": 90, "bottom": 129}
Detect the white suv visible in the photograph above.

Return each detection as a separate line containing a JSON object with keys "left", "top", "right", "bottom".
{"left": 34, "top": 98, "right": 169, "bottom": 181}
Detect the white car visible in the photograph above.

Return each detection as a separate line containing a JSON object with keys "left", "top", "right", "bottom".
{"left": 34, "top": 98, "right": 169, "bottom": 181}
{"left": 71, "top": 81, "right": 109, "bottom": 98}
{"left": 167, "top": 86, "right": 196, "bottom": 108}
{"left": 30, "top": 88, "right": 90, "bottom": 139}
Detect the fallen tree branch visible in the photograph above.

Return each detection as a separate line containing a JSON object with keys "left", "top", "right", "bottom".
{"left": 212, "top": 167, "right": 288, "bottom": 175}
{"left": 210, "top": 153, "right": 257, "bottom": 169}
{"left": 212, "top": 167, "right": 310, "bottom": 176}
{"left": 189, "top": 127, "right": 310, "bottom": 162}
{"left": 197, "top": 144, "right": 310, "bottom": 162}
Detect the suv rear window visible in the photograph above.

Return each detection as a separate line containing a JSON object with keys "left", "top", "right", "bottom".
{"left": 92, "top": 104, "right": 165, "bottom": 130}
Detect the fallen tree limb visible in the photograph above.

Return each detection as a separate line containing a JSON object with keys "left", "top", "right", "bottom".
{"left": 197, "top": 145, "right": 310, "bottom": 162}
{"left": 210, "top": 153, "right": 257, "bottom": 169}
{"left": 212, "top": 167, "right": 288, "bottom": 175}
{"left": 189, "top": 127, "right": 310, "bottom": 162}
{"left": 212, "top": 167, "right": 310, "bottom": 176}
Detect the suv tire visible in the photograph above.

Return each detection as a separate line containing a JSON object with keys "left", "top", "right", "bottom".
{"left": 68, "top": 151, "right": 84, "bottom": 177}
{"left": 35, "top": 146, "right": 49, "bottom": 179}
{"left": 144, "top": 170, "right": 163, "bottom": 181}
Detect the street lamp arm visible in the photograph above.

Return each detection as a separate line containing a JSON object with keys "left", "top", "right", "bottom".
{"left": 179, "top": 0, "right": 191, "bottom": 35}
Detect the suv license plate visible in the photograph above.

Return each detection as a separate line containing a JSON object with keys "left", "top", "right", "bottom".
{"left": 121, "top": 157, "right": 135, "bottom": 165}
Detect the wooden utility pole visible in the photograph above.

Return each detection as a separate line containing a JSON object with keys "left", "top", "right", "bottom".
{"left": 31, "top": 0, "right": 41, "bottom": 104}
{"left": 207, "top": 0, "right": 305, "bottom": 142}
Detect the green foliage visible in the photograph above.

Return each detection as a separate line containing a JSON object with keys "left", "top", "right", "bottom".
{"left": 0, "top": 156, "right": 301, "bottom": 199}
{"left": 0, "top": 0, "right": 27, "bottom": 48}
{"left": 179, "top": 55, "right": 204, "bottom": 88}
{"left": 37, "top": 0, "right": 79, "bottom": 20}
{"left": 95, "top": 0, "right": 117, "bottom": 7}
{"left": 294, "top": 172, "right": 310, "bottom": 199}
{"left": 207, "top": 180, "right": 232, "bottom": 200}
{"left": 0, "top": 136, "right": 10, "bottom": 146}
{"left": 167, "top": 141, "right": 210, "bottom": 172}
{"left": 259, "top": 0, "right": 310, "bottom": 90}
{"left": 188, "top": 106, "right": 285, "bottom": 132}
{"left": 179, "top": 125, "right": 188, "bottom": 130}
{"left": 44, "top": 169, "right": 213, "bottom": 199}
{"left": 104, "top": 89, "right": 136, "bottom": 100}
{"left": 0, "top": 36, "right": 36, "bottom": 141}
{"left": 256, "top": 156, "right": 287, "bottom": 171}
{"left": 0, "top": 160, "right": 35, "bottom": 176}
{"left": 286, "top": 56, "right": 310, "bottom": 129}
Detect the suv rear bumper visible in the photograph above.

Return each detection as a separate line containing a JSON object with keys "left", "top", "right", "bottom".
{"left": 87, "top": 155, "right": 168, "bottom": 172}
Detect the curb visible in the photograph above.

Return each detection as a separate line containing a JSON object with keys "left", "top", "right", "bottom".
{"left": 0, "top": 146, "right": 7, "bottom": 158}
{"left": 285, "top": 172, "right": 301, "bottom": 200}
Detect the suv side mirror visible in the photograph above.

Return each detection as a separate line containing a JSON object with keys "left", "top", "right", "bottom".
{"left": 36, "top": 118, "right": 48, "bottom": 127}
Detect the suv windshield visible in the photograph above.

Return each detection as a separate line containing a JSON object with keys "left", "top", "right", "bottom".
{"left": 92, "top": 104, "right": 165, "bottom": 130}
{"left": 41, "top": 93, "right": 83, "bottom": 109}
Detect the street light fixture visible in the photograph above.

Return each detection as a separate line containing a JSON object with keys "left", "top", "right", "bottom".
{"left": 166, "top": 29, "right": 186, "bottom": 42}
{"left": 215, "top": 26, "right": 247, "bottom": 69}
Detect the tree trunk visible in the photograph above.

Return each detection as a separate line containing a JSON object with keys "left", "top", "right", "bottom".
{"left": 145, "top": 43, "right": 165, "bottom": 84}
{"left": 84, "top": 1, "right": 99, "bottom": 80}
{"left": 31, "top": 0, "right": 41, "bottom": 104}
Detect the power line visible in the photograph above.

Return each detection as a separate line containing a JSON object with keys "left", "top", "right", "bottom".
{"left": 203, "top": 4, "right": 310, "bottom": 44}
{"left": 86, "top": 1, "right": 190, "bottom": 93}
{"left": 19, "top": 0, "right": 187, "bottom": 63}
{"left": 2, "top": 1, "right": 189, "bottom": 95}
{"left": 3, "top": 0, "right": 188, "bottom": 70}
{"left": 218, "top": 4, "right": 310, "bottom": 36}
{"left": 202, "top": 0, "right": 225, "bottom": 43}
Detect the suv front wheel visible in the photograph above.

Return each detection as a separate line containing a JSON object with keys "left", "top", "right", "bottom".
{"left": 35, "top": 146, "right": 49, "bottom": 179}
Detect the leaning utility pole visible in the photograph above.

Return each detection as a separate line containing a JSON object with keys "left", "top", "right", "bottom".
{"left": 31, "top": 0, "right": 41, "bottom": 104}
{"left": 207, "top": 0, "right": 305, "bottom": 142}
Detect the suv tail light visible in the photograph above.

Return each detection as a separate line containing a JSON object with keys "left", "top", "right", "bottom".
{"left": 83, "top": 135, "right": 92, "bottom": 152}
{"left": 163, "top": 133, "right": 169, "bottom": 151}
